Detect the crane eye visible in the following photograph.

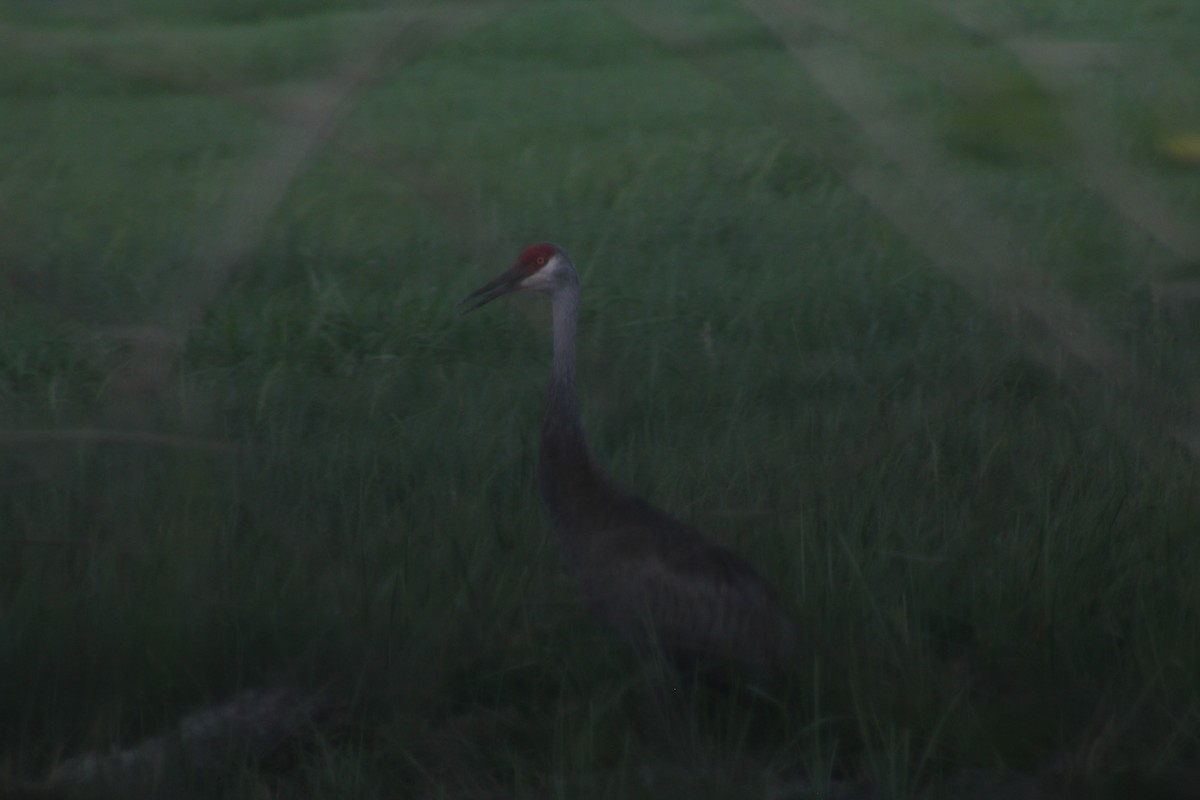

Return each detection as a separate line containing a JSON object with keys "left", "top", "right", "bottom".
{"left": 536, "top": 256, "right": 547, "bottom": 266}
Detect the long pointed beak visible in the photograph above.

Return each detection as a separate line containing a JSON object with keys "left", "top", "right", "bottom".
{"left": 457, "top": 265, "right": 525, "bottom": 313}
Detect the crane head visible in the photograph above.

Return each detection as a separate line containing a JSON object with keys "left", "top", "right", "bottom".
{"left": 458, "top": 242, "right": 573, "bottom": 313}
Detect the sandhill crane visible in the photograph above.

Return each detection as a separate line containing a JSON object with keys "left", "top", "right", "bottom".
{"left": 460, "top": 242, "right": 797, "bottom": 675}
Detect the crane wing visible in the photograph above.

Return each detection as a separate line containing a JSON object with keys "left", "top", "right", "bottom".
{"left": 567, "top": 495, "right": 797, "bottom": 672}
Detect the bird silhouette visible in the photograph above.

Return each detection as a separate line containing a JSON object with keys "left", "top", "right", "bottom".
{"left": 461, "top": 242, "right": 797, "bottom": 676}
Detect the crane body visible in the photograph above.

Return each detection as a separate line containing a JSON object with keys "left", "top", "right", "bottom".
{"left": 461, "top": 242, "right": 796, "bottom": 674}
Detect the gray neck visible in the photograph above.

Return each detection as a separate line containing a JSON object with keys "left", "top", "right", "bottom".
{"left": 545, "top": 277, "right": 582, "bottom": 434}
{"left": 550, "top": 282, "right": 579, "bottom": 398}
{"left": 538, "top": 264, "right": 612, "bottom": 528}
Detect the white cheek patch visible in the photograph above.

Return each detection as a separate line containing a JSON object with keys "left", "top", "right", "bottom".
{"left": 521, "top": 261, "right": 559, "bottom": 292}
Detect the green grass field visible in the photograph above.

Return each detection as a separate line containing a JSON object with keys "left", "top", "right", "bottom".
{"left": 2, "top": 0, "right": 1200, "bottom": 796}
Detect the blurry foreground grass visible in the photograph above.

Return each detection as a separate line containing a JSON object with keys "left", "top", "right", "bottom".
{"left": 2, "top": 0, "right": 1200, "bottom": 797}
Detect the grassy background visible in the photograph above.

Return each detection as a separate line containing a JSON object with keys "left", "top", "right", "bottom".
{"left": 2, "top": 0, "right": 1200, "bottom": 796}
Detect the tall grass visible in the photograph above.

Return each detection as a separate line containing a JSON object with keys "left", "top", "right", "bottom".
{"left": 2, "top": 0, "right": 1199, "bottom": 796}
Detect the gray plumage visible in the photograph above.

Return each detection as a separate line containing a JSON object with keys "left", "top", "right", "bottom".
{"left": 461, "top": 242, "right": 796, "bottom": 674}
